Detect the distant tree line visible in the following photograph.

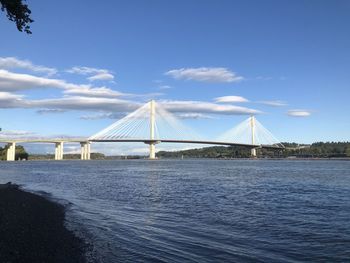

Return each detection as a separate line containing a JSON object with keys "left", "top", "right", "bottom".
{"left": 281, "top": 142, "right": 350, "bottom": 158}
{"left": 1, "top": 142, "right": 349, "bottom": 160}
{"left": 157, "top": 142, "right": 350, "bottom": 159}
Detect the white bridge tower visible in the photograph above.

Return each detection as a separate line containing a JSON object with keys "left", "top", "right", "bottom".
{"left": 148, "top": 100, "right": 158, "bottom": 159}
{"left": 250, "top": 115, "right": 257, "bottom": 158}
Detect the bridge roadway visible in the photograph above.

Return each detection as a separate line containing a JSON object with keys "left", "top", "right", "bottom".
{"left": 0, "top": 138, "right": 284, "bottom": 161}
{"left": 89, "top": 139, "right": 284, "bottom": 150}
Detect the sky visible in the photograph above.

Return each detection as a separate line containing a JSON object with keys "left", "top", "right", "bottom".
{"left": 0, "top": 0, "right": 349, "bottom": 155}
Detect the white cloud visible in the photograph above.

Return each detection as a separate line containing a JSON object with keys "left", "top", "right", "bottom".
{"left": 214, "top": 95, "right": 249, "bottom": 103}
{"left": 0, "top": 57, "right": 57, "bottom": 76}
{"left": 28, "top": 96, "right": 141, "bottom": 112}
{"left": 0, "top": 61, "right": 259, "bottom": 118}
{"left": 80, "top": 112, "right": 125, "bottom": 120}
{"left": 176, "top": 113, "right": 215, "bottom": 119}
{"left": 67, "top": 66, "right": 115, "bottom": 82}
{"left": 165, "top": 67, "right": 243, "bottom": 83}
{"left": 0, "top": 91, "right": 24, "bottom": 100}
{"left": 259, "top": 100, "right": 287, "bottom": 107}
{"left": 0, "top": 69, "right": 70, "bottom": 91}
{"left": 161, "top": 100, "right": 260, "bottom": 115}
{"left": 88, "top": 72, "right": 114, "bottom": 81}
{"left": 158, "top": 85, "right": 172, "bottom": 90}
{"left": 287, "top": 110, "right": 312, "bottom": 117}
{"left": 63, "top": 87, "right": 123, "bottom": 97}
{"left": 0, "top": 91, "right": 25, "bottom": 108}
{"left": 0, "top": 69, "right": 123, "bottom": 98}
{"left": 0, "top": 130, "right": 36, "bottom": 137}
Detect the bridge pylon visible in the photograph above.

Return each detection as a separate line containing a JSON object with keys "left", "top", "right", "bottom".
{"left": 250, "top": 115, "right": 257, "bottom": 158}
{"left": 149, "top": 100, "right": 157, "bottom": 159}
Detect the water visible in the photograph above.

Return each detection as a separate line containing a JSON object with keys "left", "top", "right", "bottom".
{"left": 0, "top": 159, "right": 350, "bottom": 262}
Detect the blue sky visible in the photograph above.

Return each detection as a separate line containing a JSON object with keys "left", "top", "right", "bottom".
{"left": 0, "top": 0, "right": 349, "bottom": 154}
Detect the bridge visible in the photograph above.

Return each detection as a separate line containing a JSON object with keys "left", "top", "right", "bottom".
{"left": 0, "top": 100, "right": 284, "bottom": 161}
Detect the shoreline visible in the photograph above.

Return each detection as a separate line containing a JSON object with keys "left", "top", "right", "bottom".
{"left": 0, "top": 182, "right": 88, "bottom": 263}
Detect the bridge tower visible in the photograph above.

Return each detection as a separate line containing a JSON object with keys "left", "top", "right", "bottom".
{"left": 149, "top": 100, "right": 157, "bottom": 159}
{"left": 6, "top": 142, "right": 16, "bottom": 161}
{"left": 250, "top": 115, "right": 257, "bottom": 158}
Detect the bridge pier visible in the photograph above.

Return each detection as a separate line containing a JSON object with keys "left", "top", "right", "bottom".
{"left": 6, "top": 142, "right": 16, "bottom": 161}
{"left": 145, "top": 141, "right": 160, "bottom": 159}
{"left": 80, "top": 142, "right": 91, "bottom": 160}
{"left": 54, "top": 142, "right": 64, "bottom": 160}
{"left": 251, "top": 148, "right": 257, "bottom": 158}
{"left": 149, "top": 143, "right": 156, "bottom": 159}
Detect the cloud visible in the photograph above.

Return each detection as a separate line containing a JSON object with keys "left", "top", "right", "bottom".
{"left": 214, "top": 96, "right": 249, "bottom": 103}
{"left": 0, "top": 57, "right": 57, "bottom": 76}
{"left": 161, "top": 100, "right": 260, "bottom": 115}
{"left": 0, "top": 69, "right": 70, "bottom": 91}
{"left": 63, "top": 87, "right": 123, "bottom": 97}
{"left": 176, "top": 113, "right": 215, "bottom": 119}
{"left": 36, "top": 109, "right": 66, "bottom": 114}
{"left": 88, "top": 73, "right": 114, "bottom": 81}
{"left": 80, "top": 112, "right": 126, "bottom": 120}
{"left": 28, "top": 96, "right": 141, "bottom": 112}
{"left": 0, "top": 130, "right": 36, "bottom": 137}
{"left": 0, "top": 91, "right": 24, "bottom": 100}
{"left": 0, "top": 91, "right": 25, "bottom": 108}
{"left": 165, "top": 67, "right": 243, "bottom": 83}
{"left": 0, "top": 60, "right": 259, "bottom": 117}
{"left": 0, "top": 69, "right": 122, "bottom": 98}
{"left": 287, "top": 110, "right": 311, "bottom": 117}
{"left": 67, "top": 66, "right": 115, "bottom": 81}
{"left": 256, "top": 76, "right": 273, "bottom": 81}
{"left": 259, "top": 100, "right": 287, "bottom": 107}
{"left": 158, "top": 85, "right": 172, "bottom": 90}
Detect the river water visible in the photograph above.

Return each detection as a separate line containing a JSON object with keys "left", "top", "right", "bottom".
{"left": 0, "top": 159, "right": 349, "bottom": 262}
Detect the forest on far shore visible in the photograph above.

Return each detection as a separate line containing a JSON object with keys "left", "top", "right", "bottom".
{"left": 0, "top": 142, "right": 349, "bottom": 160}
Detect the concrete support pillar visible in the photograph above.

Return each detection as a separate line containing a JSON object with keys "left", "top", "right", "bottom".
{"left": 80, "top": 142, "right": 91, "bottom": 160}
{"left": 251, "top": 148, "right": 257, "bottom": 158}
{"left": 6, "top": 142, "right": 16, "bottom": 161}
{"left": 149, "top": 143, "right": 156, "bottom": 159}
{"left": 54, "top": 142, "right": 64, "bottom": 160}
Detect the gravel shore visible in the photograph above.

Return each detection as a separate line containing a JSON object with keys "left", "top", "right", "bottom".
{"left": 0, "top": 182, "right": 87, "bottom": 263}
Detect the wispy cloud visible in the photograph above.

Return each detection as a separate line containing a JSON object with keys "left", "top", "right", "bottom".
{"left": 63, "top": 87, "right": 123, "bottom": 97}
{"left": 214, "top": 95, "right": 249, "bottom": 103}
{"left": 36, "top": 109, "right": 66, "bottom": 114}
{"left": 165, "top": 67, "right": 244, "bottom": 83}
{"left": 80, "top": 112, "right": 126, "bottom": 120}
{"left": 0, "top": 57, "right": 57, "bottom": 76}
{"left": 287, "top": 110, "right": 312, "bottom": 117}
{"left": 259, "top": 100, "right": 287, "bottom": 107}
{"left": 176, "top": 113, "right": 215, "bottom": 119}
{"left": 0, "top": 130, "right": 36, "bottom": 137}
{"left": 67, "top": 66, "right": 114, "bottom": 81}
{"left": 158, "top": 85, "right": 172, "bottom": 90}
{"left": 256, "top": 76, "right": 273, "bottom": 81}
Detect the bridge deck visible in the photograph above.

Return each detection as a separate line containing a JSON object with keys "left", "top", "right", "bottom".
{"left": 0, "top": 138, "right": 284, "bottom": 149}
{"left": 89, "top": 139, "right": 284, "bottom": 149}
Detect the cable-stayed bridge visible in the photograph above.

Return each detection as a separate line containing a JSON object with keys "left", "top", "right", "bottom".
{"left": 0, "top": 100, "right": 284, "bottom": 161}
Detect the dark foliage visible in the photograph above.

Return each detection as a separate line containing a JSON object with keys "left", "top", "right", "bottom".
{"left": 157, "top": 142, "right": 350, "bottom": 159}
{"left": 0, "top": 0, "right": 33, "bottom": 34}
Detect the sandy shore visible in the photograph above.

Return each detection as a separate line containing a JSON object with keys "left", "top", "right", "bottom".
{"left": 0, "top": 182, "right": 87, "bottom": 263}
